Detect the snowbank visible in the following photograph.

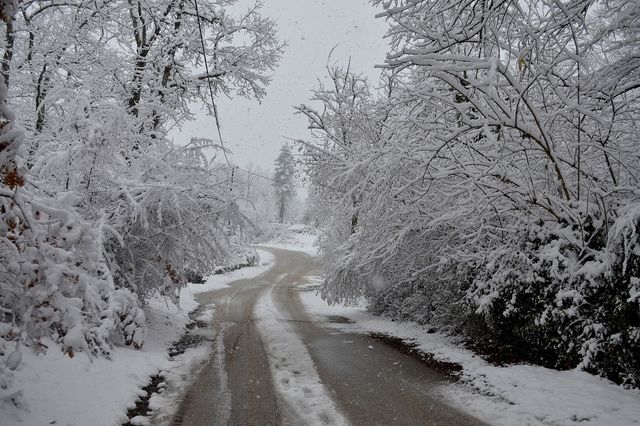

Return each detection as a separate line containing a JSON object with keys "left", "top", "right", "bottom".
{"left": 0, "top": 249, "right": 275, "bottom": 426}
{"left": 185, "top": 249, "right": 275, "bottom": 295}
{"left": 1, "top": 295, "right": 198, "bottom": 426}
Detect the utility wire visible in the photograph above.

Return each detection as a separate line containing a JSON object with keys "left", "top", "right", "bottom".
{"left": 192, "top": 1, "right": 306, "bottom": 191}
{"left": 193, "top": 0, "right": 231, "bottom": 167}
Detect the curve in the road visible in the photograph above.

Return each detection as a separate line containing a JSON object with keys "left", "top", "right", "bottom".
{"left": 171, "top": 247, "right": 485, "bottom": 426}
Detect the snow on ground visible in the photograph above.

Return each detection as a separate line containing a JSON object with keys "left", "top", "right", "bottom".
{"left": 297, "top": 277, "right": 640, "bottom": 426}
{"left": 1, "top": 295, "right": 200, "bottom": 426}
{"left": 261, "top": 229, "right": 640, "bottom": 425}
{"left": 143, "top": 345, "right": 212, "bottom": 426}
{"left": 1, "top": 250, "right": 275, "bottom": 426}
{"left": 255, "top": 287, "right": 348, "bottom": 425}
{"left": 184, "top": 249, "right": 275, "bottom": 296}
{"left": 259, "top": 224, "right": 320, "bottom": 255}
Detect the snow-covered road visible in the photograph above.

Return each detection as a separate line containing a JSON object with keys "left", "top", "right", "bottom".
{"left": 171, "top": 247, "right": 482, "bottom": 425}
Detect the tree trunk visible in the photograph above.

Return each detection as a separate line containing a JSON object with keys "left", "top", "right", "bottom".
{"left": 279, "top": 197, "right": 285, "bottom": 224}
{"left": 2, "top": 17, "right": 14, "bottom": 87}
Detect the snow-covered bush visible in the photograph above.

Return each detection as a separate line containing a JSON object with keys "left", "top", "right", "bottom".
{"left": 586, "top": 204, "right": 640, "bottom": 386}
{"left": 0, "top": 182, "right": 148, "bottom": 386}
{"left": 469, "top": 205, "right": 640, "bottom": 386}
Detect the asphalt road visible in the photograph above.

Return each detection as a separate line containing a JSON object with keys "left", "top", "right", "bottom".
{"left": 171, "top": 247, "right": 484, "bottom": 426}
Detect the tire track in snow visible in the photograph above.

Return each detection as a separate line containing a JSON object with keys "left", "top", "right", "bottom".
{"left": 255, "top": 287, "right": 348, "bottom": 426}
{"left": 210, "top": 322, "right": 231, "bottom": 426}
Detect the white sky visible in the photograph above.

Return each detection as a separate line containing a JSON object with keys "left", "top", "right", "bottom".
{"left": 172, "top": 0, "right": 389, "bottom": 171}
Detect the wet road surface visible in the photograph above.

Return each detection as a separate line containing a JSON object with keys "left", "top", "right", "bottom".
{"left": 171, "top": 247, "right": 485, "bottom": 426}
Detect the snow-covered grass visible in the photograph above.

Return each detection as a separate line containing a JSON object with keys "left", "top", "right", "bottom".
{"left": 255, "top": 287, "right": 347, "bottom": 425}
{"left": 298, "top": 277, "right": 640, "bottom": 426}
{"left": 0, "top": 250, "right": 276, "bottom": 426}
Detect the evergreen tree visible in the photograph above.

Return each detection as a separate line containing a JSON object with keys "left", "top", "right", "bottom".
{"left": 272, "top": 144, "right": 296, "bottom": 224}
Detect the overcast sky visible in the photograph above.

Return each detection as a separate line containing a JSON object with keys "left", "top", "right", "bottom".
{"left": 172, "top": 0, "right": 389, "bottom": 171}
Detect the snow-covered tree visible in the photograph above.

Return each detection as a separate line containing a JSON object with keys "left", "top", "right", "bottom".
{"left": 301, "top": 0, "right": 640, "bottom": 387}
{"left": 272, "top": 144, "right": 297, "bottom": 224}
{"left": 0, "top": 0, "right": 282, "bottom": 396}
{"left": 233, "top": 163, "right": 279, "bottom": 237}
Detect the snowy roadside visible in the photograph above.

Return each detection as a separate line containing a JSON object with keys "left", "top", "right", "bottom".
{"left": 182, "top": 249, "right": 275, "bottom": 297}
{"left": 298, "top": 280, "right": 640, "bottom": 426}
{"left": 1, "top": 250, "right": 275, "bottom": 426}
{"left": 1, "top": 292, "right": 205, "bottom": 426}
{"left": 258, "top": 224, "right": 319, "bottom": 256}
{"left": 263, "top": 226, "right": 640, "bottom": 425}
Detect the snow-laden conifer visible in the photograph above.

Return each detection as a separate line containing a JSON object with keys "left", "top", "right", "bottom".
{"left": 272, "top": 144, "right": 297, "bottom": 224}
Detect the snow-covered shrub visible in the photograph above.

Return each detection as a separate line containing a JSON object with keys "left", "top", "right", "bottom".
{"left": 470, "top": 206, "right": 639, "bottom": 386}
{"left": 587, "top": 204, "right": 640, "bottom": 386}
{"left": 108, "top": 288, "right": 146, "bottom": 349}
{"left": 256, "top": 222, "right": 301, "bottom": 246}
{"left": 230, "top": 243, "right": 260, "bottom": 268}
{"left": 0, "top": 192, "right": 147, "bottom": 364}
{"left": 370, "top": 261, "right": 475, "bottom": 330}
{"left": 100, "top": 178, "right": 238, "bottom": 304}
{"left": 470, "top": 220, "right": 592, "bottom": 369}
